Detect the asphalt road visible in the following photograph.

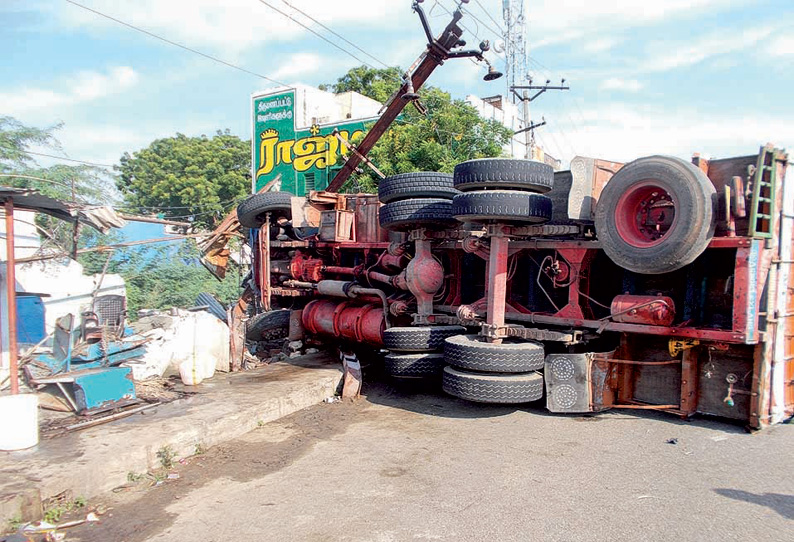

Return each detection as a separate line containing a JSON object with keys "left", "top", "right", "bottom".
{"left": 70, "top": 378, "right": 793, "bottom": 542}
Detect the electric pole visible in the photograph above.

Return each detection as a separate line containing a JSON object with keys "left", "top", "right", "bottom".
{"left": 511, "top": 78, "right": 569, "bottom": 160}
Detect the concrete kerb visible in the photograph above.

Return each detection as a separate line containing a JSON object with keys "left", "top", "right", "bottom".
{"left": 0, "top": 354, "right": 342, "bottom": 527}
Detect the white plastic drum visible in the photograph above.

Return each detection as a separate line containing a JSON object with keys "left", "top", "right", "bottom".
{"left": 0, "top": 394, "right": 39, "bottom": 450}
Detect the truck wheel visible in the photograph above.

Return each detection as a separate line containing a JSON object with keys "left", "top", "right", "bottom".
{"left": 454, "top": 159, "right": 554, "bottom": 193}
{"left": 385, "top": 353, "right": 445, "bottom": 378}
{"left": 442, "top": 366, "right": 544, "bottom": 403}
{"left": 378, "top": 172, "right": 458, "bottom": 204}
{"left": 379, "top": 198, "right": 457, "bottom": 231}
{"left": 236, "top": 192, "right": 292, "bottom": 229}
{"left": 444, "top": 334, "right": 545, "bottom": 373}
{"left": 245, "top": 309, "right": 290, "bottom": 340}
{"left": 452, "top": 190, "right": 552, "bottom": 224}
{"left": 594, "top": 155, "right": 716, "bottom": 275}
{"left": 195, "top": 293, "right": 227, "bottom": 322}
{"left": 383, "top": 325, "right": 467, "bottom": 352}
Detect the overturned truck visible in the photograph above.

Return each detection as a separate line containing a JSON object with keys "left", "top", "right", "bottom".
{"left": 232, "top": 3, "right": 793, "bottom": 429}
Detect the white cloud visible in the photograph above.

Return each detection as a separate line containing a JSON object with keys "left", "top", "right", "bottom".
{"left": 524, "top": 0, "right": 743, "bottom": 49}
{"left": 538, "top": 103, "right": 794, "bottom": 166}
{"left": 52, "top": 0, "right": 412, "bottom": 56}
{"left": 641, "top": 27, "right": 774, "bottom": 73}
{"left": 0, "top": 66, "right": 139, "bottom": 116}
{"left": 271, "top": 53, "right": 324, "bottom": 80}
{"left": 767, "top": 35, "right": 794, "bottom": 57}
{"left": 600, "top": 77, "right": 643, "bottom": 92}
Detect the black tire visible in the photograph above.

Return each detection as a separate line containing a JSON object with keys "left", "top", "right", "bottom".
{"left": 442, "top": 366, "right": 544, "bottom": 404}
{"left": 452, "top": 190, "right": 552, "bottom": 224}
{"left": 195, "top": 293, "right": 227, "bottom": 322}
{"left": 454, "top": 159, "right": 554, "bottom": 193}
{"left": 383, "top": 325, "right": 467, "bottom": 352}
{"left": 384, "top": 353, "right": 445, "bottom": 378}
{"left": 245, "top": 310, "right": 290, "bottom": 340}
{"left": 444, "top": 334, "right": 545, "bottom": 373}
{"left": 378, "top": 172, "right": 458, "bottom": 204}
{"left": 379, "top": 198, "right": 457, "bottom": 231}
{"left": 594, "top": 155, "right": 716, "bottom": 275}
{"left": 236, "top": 192, "right": 293, "bottom": 229}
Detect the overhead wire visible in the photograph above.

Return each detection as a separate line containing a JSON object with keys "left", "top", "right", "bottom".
{"left": 16, "top": 150, "right": 115, "bottom": 168}
{"left": 279, "top": 0, "right": 390, "bottom": 69}
{"left": 255, "top": 0, "right": 375, "bottom": 69}
{"left": 63, "top": 0, "right": 287, "bottom": 85}
{"left": 473, "top": 0, "right": 505, "bottom": 35}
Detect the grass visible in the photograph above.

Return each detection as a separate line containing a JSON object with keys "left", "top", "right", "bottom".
{"left": 156, "top": 445, "right": 176, "bottom": 469}
{"left": 43, "top": 497, "right": 86, "bottom": 524}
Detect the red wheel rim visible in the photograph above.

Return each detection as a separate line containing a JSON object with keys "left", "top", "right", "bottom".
{"left": 614, "top": 180, "right": 677, "bottom": 248}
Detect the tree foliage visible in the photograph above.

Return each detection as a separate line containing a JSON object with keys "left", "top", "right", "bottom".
{"left": 329, "top": 67, "right": 513, "bottom": 192}
{"left": 117, "top": 131, "right": 250, "bottom": 229}
{"left": 331, "top": 66, "right": 403, "bottom": 104}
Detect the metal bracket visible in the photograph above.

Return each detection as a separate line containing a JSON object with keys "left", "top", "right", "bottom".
{"left": 480, "top": 323, "right": 583, "bottom": 344}
{"left": 668, "top": 339, "right": 700, "bottom": 358}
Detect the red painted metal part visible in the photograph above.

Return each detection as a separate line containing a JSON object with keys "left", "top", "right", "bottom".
{"left": 614, "top": 181, "right": 677, "bottom": 247}
{"left": 4, "top": 199, "right": 19, "bottom": 394}
{"left": 407, "top": 239, "right": 444, "bottom": 318}
{"left": 302, "top": 299, "right": 385, "bottom": 347}
{"left": 290, "top": 252, "right": 325, "bottom": 282}
{"left": 610, "top": 295, "right": 676, "bottom": 326}
{"left": 486, "top": 234, "right": 509, "bottom": 333}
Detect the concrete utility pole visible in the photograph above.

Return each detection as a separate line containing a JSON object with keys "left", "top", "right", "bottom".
{"left": 511, "top": 79, "right": 568, "bottom": 159}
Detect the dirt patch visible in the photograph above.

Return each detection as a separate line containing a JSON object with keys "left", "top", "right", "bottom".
{"left": 67, "top": 397, "right": 368, "bottom": 542}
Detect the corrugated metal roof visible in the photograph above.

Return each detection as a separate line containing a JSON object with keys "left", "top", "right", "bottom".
{"left": 0, "top": 187, "right": 126, "bottom": 232}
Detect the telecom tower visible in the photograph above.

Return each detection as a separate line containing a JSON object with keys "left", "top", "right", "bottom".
{"left": 502, "top": 0, "right": 527, "bottom": 103}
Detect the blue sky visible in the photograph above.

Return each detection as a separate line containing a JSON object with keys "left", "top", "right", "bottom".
{"left": 2, "top": 0, "right": 792, "bottom": 173}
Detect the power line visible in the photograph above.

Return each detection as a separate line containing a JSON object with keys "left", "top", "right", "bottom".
{"left": 255, "top": 0, "right": 375, "bottom": 69}
{"left": 280, "top": 1, "right": 390, "bottom": 69}
{"left": 63, "top": 0, "right": 287, "bottom": 86}
{"left": 469, "top": 1, "right": 505, "bottom": 37}
{"left": 22, "top": 150, "right": 115, "bottom": 168}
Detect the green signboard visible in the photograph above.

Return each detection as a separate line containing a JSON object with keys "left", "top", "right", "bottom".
{"left": 252, "top": 89, "right": 374, "bottom": 195}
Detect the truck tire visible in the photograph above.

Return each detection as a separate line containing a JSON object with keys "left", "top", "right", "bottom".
{"left": 442, "top": 366, "right": 544, "bottom": 404}
{"left": 378, "top": 172, "right": 458, "bottom": 204}
{"left": 594, "top": 155, "right": 716, "bottom": 275}
{"left": 379, "top": 198, "right": 457, "bottom": 231}
{"left": 195, "top": 293, "right": 227, "bottom": 322}
{"left": 385, "top": 352, "right": 445, "bottom": 378}
{"left": 453, "top": 159, "right": 554, "bottom": 193}
{"left": 452, "top": 190, "right": 552, "bottom": 224}
{"left": 444, "top": 334, "right": 545, "bottom": 373}
{"left": 383, "top": 325, "right": 467, "bottom": 352}
{"left": 236, "top": 192, "right": 293, "bottom": 229}
{"left": 245, "top": 309, "right": 290, "bottom": 340}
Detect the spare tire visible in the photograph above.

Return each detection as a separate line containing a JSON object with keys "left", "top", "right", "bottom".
{"left": 245, "top": 309, "right": 290, "bottom": 340}
{"left": 442, "top": 366, "right": 544, "bottom": 404}
{"left": 378, "top": 172, "right": 458, "bottom": 204}
{"left": 383, "top": 325, "right": 467, "bottom": 352}
{"left": 379, "top": 198, "right": 457, "bottom": 231}
{"left": 594, "top": 155, "right": 716, "bottom": 275}
{"left": 237, "top": 192, "right": 293, "bottom": 229}
{"left": 454, "top": 159, "right": 554, "bottom": 193}
{"left": 452, "top": 190, "right": 552, "bottom": 224}
{"left": 384, "top": 352, "right": 445, "bottom": 378}
{"left": 444, "top": 334, "right": 545, "bottom": 373}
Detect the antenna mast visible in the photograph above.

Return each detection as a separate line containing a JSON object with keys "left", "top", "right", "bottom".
{"left": 502, "top": 0, "right": 527, "bottom": 102}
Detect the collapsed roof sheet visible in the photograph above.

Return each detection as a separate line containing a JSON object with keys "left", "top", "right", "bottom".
{"left": 0, "top": 187, "right": 126, "bottom": 233}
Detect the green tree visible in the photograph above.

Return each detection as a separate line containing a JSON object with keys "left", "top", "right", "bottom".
{"left": 329, "top": 67, "right": 513, "bottom": 192}
{"left": 331, "top": 66, "right": 403, "bottom": 103}
{"left": 117, "top": 131, "right": 250, "bottom": 229}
